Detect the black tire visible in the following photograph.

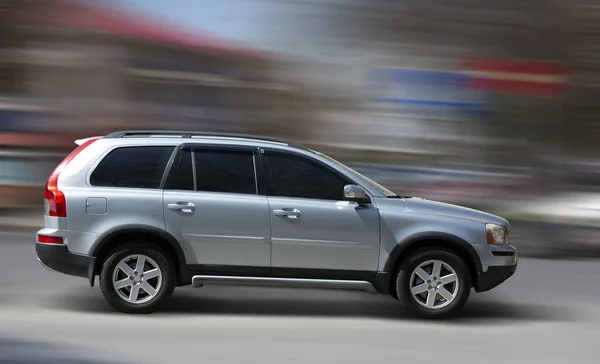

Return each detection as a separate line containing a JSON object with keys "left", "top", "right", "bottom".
{"left": 395, "top": 248, "right": 471, "bottom": 319}
{"left": 99, "top": 242, "right": 176, "bottom": 314}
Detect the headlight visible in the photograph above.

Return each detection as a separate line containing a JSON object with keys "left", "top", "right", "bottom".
{"left": 486, "top": 223, "right": 508, "bottom": 245}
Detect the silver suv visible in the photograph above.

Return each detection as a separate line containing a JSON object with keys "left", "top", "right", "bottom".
{"left": 36, "top": 130, "right": 517, "bottom": 318}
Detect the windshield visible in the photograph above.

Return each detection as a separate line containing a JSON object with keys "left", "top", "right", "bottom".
{"left": 317, "top": 152, "right": 397, "bottom": 197}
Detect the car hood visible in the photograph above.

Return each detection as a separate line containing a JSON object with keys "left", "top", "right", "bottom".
{"left": 403, "top": 197, "right": 508, "bottom": 227}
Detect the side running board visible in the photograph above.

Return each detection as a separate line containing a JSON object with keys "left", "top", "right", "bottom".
{"left": 191, "top": 275, "right": 378, "bottom": 294}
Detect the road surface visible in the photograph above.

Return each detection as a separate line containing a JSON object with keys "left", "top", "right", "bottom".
{"left": 1, "top": 230, "right": 599, "bottom": 363}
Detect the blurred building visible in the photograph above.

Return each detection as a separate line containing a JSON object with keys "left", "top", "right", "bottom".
{"left": 0, "top": 0, "right": 308, "bottom": 207}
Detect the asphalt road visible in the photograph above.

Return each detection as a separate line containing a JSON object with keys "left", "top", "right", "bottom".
{"left": 1, "top": 230, "right": 600, "bottom": 363}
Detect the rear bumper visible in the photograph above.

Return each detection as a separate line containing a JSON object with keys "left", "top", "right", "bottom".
{"left": 475, "top": 263, "right": 517, "bottom": 292}
{"left": 36, "top": 243, "right": 95, "bottom": 279}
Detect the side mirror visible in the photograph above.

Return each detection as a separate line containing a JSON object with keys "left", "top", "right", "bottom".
{"left": 343, "top": 184, "right": 371, "bottom": 204}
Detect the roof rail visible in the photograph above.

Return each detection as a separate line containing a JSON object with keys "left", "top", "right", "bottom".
{"left": 104, "top": 130, "right": 307, "bottom": 150}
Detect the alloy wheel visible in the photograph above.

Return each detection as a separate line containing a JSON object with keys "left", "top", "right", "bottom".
{"left": 112, "top": 254, "right": 163, "bottom": 304}
{"left": 409, "top": 259, "right": 459, "bottom": 309}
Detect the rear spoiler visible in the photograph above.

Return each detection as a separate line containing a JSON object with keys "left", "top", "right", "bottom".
{"left": 74, "top": 136, "right": 102, "bottom": 146}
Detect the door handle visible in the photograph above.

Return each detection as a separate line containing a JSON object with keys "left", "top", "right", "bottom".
{"left": 273, "top": 208, "right": 301, "bottom": 219}
{"left": 168, "top": 202, "right": 195, "bottom": 212}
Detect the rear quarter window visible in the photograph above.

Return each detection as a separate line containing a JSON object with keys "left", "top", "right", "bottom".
{"left": 90, "top": 146, "right": 174, "bottom": 189}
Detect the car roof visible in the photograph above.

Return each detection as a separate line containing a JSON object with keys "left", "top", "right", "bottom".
{"left": 103, "top": 130, "right": 311, "bottom": 152}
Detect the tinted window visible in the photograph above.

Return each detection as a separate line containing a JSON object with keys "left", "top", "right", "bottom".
{"left": 172, "top": 150, "right": 194, "bottom": 190}
{"left": 193, "top": 149, "right": 257, "bottom": 194}
{"left": 90, "top": 146, "right": 173, "bottom": 188}
{"left": 266, "top": 153, "right": 350, "bottom": 200}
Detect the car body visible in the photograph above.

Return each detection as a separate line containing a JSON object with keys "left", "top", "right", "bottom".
{"left": 36, "top": 130, "right": 517, "bottom": 317}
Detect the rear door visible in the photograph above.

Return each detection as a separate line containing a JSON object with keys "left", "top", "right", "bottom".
{"left": 163, "top": 145, "right": 271, "bottom": 270}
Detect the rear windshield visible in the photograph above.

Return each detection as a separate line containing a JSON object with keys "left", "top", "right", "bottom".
{"left": 90, "top": 146, "right": 174, "bottom": 189}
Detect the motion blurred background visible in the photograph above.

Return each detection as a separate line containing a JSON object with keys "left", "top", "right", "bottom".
{"left": 0, "top": 0, "right": 599, "bottom": 256}
{"left": 1, "top": 1, "right": 600, "bottom": 363}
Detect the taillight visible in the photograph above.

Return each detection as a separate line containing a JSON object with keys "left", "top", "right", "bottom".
{"left": 37, "top": 235, "right": 64, "bottom": 245}
{"left": 45, "top": 138, "right": 99, "bottom": 217}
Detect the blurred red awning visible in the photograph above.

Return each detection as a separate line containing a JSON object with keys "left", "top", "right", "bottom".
{"left": 24, "top": 0, "right": 271, "bottom": 60}
{"left": 461, "top": 58, "right": 570, "bottom": 96}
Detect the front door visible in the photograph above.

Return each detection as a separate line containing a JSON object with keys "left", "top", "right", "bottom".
{"left": 164, "top": 146, "right": 270, "bottom": 270}
{"left": 263, "top": 151, "right": 380, "bottom": 274}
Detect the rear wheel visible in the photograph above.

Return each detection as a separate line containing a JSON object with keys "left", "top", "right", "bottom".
{"left": 395, "top": 248, "right": 471, "bottom": 318}
{"left": 100, "top": 242, "right": 175, "bottom": 314}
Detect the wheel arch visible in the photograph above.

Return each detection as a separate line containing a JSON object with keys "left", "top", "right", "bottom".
{"left": 89, "top": 225, "right": 190, "bottom": 287}
{"left": 382, "top": 232, "right": 482, "bottom": 295}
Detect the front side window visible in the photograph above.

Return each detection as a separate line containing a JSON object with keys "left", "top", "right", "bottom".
{"left": 265, "top": 152, "right": 350, "bottom": 200}
{"left": 90, "top": 146, "right": 173, "bottom": 188}
{"left": 172, "top": 149, "right": 257, "bottom": 194}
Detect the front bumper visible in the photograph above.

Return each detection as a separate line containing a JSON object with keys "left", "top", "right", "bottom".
{"left": 475, "top": 263, "right": 517, "bottom": 292}
{"left": 36, "top": 243, "right": 95, "bottom": 279}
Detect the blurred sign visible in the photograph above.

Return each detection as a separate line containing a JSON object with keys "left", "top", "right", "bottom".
{"left": 372, "top": 68, "right": 492, "bottom": 118}
{"left": 462, "top": 58, "right": 569, "bottom": 97}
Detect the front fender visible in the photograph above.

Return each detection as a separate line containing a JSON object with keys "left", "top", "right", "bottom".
{"left": 378, "top": 201, "right": 487, "bottom": 272}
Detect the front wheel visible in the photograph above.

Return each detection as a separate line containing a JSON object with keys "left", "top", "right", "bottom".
{"left": 395, "top": 248, "right": 471, "bottom": 318}
{"left": 99, "top": 242, "right": 176, "bottom": 314}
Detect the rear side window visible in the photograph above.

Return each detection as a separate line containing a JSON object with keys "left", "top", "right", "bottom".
{"left": 172, "top": 149, "right": 257, "bottom": 194}
{"left": 90, "top": 146, "right": 173, "bottom": 188}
